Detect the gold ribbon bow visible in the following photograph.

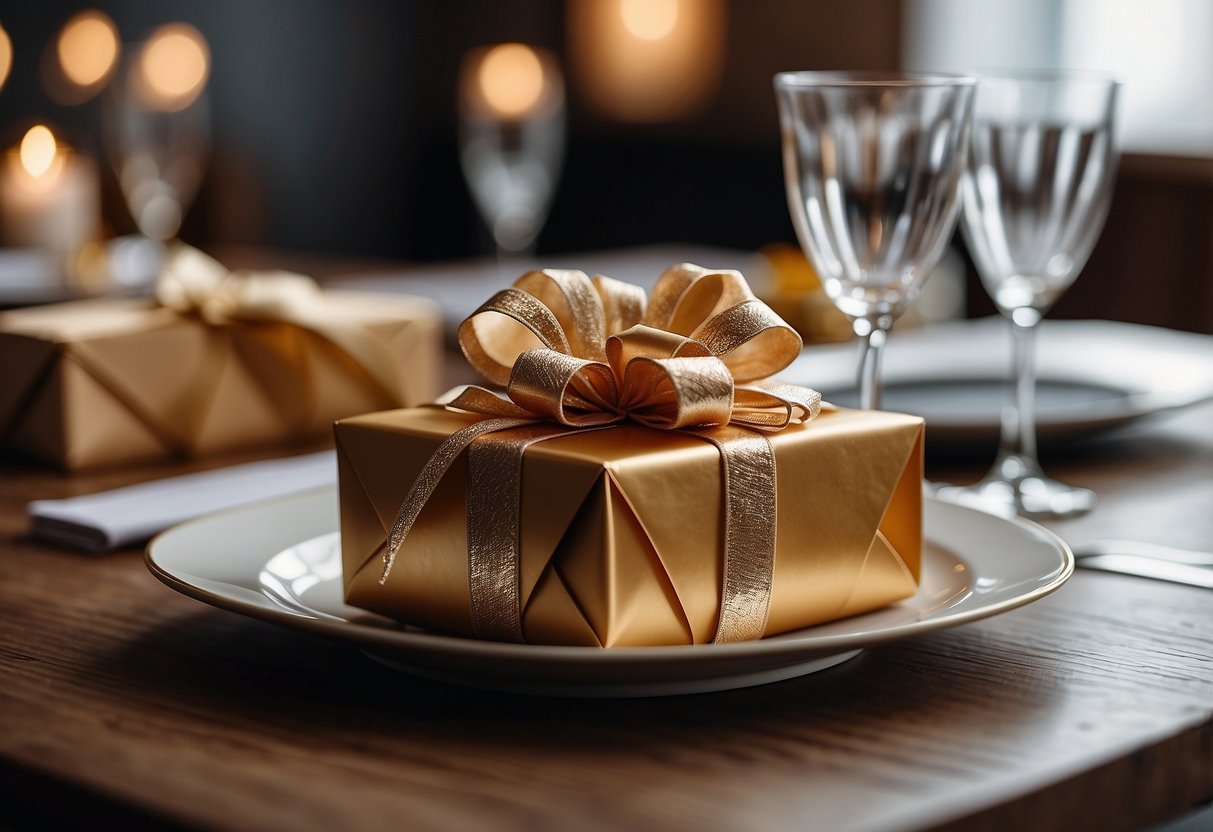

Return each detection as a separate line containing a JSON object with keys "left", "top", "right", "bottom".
{"left": 382, "top": 263, "right": 822, "bottom": 644}
{"left": 156, "top": 244, "right": 404, "bottom": 405}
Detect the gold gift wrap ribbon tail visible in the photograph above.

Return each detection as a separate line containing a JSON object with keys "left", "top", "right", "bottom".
{"left": 695, "top": 426, "right": 778, "bottom": 643}
{"left": 380, "top": 416, "right": 534, "bottom": 583}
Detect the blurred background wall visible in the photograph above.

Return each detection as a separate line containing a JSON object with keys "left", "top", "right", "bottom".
{"left": 0, "top": 0, "right": 1210, "bottom": 330}
{"left": 0, "top": 0, "right": 901, "bottom": 260}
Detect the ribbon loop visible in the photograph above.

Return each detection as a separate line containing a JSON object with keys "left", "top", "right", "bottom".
{"left": 507, "top": 349, "right": 621, "bottom": 427}
{"left": 593, "top": 275, "right": 646, "bottom": 336}
{"left": 459, "top": 288, "right": 574, "bottom": 386}
{"left": 605, "top": 324, "right": 710, "bottom": 384}
{"left": 620, "top": 355, "right": 735, "bottom": 429}
{"left": 692, "top": 300, "right": 805, "bottom": 382}
{"left": 513, "top": 269, "right": 607, "bottom": 361}
{"left": 155, "top": 244, "right": 405, "bottom": 405}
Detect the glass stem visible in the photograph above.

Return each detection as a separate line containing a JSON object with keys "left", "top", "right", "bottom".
{"left": 999, "top": 308, "right": 1043, "bottom": 467}
{"left": 854, "top": 317, "right": 889, "bottom": 411}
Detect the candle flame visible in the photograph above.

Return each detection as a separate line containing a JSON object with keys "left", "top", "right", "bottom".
{"left": 58, "top": 11, "right": 120, "bottom": 87}
{"left": 478, "top": 43, "right": 545, "bottom": 119}
{"left": 620, "top": 0, "right": 679, "bottom": 41}
{"left": 19, "top": 126, "right": 58, "bottom": 179}
{"left": 139, "top": 23, "right": 210, "bottom": 110}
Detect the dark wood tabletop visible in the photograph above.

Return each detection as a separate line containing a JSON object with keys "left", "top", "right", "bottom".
{"left": 2, "top": 360, "right": 1211, "bottom": 831}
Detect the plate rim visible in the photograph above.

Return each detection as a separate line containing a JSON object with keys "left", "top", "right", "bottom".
{"left": 790, "top": 318, "right": 1213, "bottom": 439}
{"left": 146, "top": 488, "right": 1074, "bottom": 663}
{"left": 817, "top": 377, "right": 1177, "bottom": 432}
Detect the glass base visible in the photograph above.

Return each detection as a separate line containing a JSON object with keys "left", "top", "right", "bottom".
{"left": 933, "top": 453, "right": 1097, "bottom": 520}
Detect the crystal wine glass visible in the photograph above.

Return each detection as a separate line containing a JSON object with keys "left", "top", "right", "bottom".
{"left": 774, "top": 72, "right": 974, "bottom": 409}
{"left": 105, "top": 29, "right": 212, "bottom": 242}
{"left": 938, "top": 72, "right": 1120, "bottom": 519}
{"left": 458, "top": 44, "right": 565, "bottom": 259}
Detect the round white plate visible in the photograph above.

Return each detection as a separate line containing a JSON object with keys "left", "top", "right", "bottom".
{"left": 786, "top": 318, "right": 1213, "bottom": 448}
{"left": 147, "top": 487, "right": 1072, "bottom": 698}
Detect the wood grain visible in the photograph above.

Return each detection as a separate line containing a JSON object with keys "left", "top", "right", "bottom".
{"left": 2, "top": 398, "right": 1211, "bottom": 831}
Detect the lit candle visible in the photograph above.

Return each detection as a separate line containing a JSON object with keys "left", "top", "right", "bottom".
{"left": 0, "top": 125, "right": 100, "bottom": 253}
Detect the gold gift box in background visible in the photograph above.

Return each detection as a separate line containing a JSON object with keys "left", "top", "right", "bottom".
{"left": 0, "top": 293, "right": 442, "bottom": 470}
{"left": 337, "top": 405, "right": 924, "bottom": 647}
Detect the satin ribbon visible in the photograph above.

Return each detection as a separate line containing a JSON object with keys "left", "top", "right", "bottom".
{"left": 382, "top": 263, "right": 822, "bottom": 644}
{"left": 157, "top": 245, "right": 404, "bottom": 406}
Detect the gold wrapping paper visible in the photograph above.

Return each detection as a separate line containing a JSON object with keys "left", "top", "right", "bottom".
{"left": 0, "top": 291, "right": 442, "bottom": 470}
{"left": 337, "top": 404, "right": 924, "bottom": 647}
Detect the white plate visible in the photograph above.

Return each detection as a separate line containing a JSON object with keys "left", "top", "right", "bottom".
{"left": 147, "top": 488, "right": 1072, "bottom": 698}
{"left": 786, "top": 318, "right": 1213, "bottom": 448}
{"left": 0, "top": 238, "right": 160, "bottom": 309}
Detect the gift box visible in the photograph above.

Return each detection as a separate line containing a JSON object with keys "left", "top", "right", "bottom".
{"left": 336, "top": 262, "right": 924, "bottom": 647}
{"left": 0, "top": 247, "right": 442, "bottom": 470}
{"left": 337, "top": 405, "right": 923, "bottom": 647}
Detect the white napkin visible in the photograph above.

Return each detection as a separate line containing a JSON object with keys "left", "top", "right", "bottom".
{"left": 28, "top": 451, "right": 336, "bottom": 553}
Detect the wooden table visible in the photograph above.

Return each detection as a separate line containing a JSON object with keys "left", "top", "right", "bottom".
{"left": 2, "top": 385, "right": 1211, "bottom": 831}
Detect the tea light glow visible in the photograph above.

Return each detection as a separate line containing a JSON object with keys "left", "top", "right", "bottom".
{"left": 0, "top": 125, "right": 100, "bottom": 253}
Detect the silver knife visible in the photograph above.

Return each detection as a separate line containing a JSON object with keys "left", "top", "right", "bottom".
{"left": 1075, "top": 554, "right": 1213, "bottom": 589}
{"left": 1074, "top": 540, "right": 1213, "bottom": 567}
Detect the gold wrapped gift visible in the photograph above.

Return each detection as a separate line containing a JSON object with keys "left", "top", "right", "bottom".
{"left": 336, "top": 262, "right": 924, "bottom": 647}
{"left": 337, "top": 405, "right": 923, "bottom": 647}
{"left": 0, "top": 247, "right": 441, "bottom": 470}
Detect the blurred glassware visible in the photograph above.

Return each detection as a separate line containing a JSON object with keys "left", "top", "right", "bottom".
{"left": 105, "top": 23, "right": 211, "bottom": 242}
{"left": 751, "top": 242, "right": 967, "bottom": 345}
{"left": 458, "top": 43, "right": 565, "bottom": 259}
{"left": 936, "top": 72, "right": 1120, "bottom": 519}
{"left": 775, "top": 72, "right": 974, "bottom": 409}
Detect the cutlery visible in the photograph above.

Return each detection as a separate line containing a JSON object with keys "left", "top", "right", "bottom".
{"left": 1073, "top": 542, "right": 1213, "bottom": 589}
{"left": 1074, "top": 540, "right": 1213, "bottom": 567}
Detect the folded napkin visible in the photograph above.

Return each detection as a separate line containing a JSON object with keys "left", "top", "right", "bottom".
{"left": 28, "top": 451, "right": 336, "bottom": 552}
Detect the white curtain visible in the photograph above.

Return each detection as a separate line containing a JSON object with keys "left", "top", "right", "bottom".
{"left": 902, "top": 0, "right": 1213, "bottom": 156}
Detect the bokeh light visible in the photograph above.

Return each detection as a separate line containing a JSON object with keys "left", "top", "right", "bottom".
{"left": 569, "top": 0, "right": 725, "bottom": 123}
{"left": 138, "top": 23, "right": 210, "bottom": 110}
{"left": 477, "top": 43, "right": 545, "bottom": 119}
{"left": 0, "top": 24, "right": 11, "bottom": 92}
{"left": 620, "top": 0, "right": 679, "bottom": 41}
{"left": 57, "top": 11, "right": 119, "bottom": 88}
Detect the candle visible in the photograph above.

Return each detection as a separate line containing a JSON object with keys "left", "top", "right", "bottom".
{"left": 0, "top": 125, "right": 100, "bottom": 253}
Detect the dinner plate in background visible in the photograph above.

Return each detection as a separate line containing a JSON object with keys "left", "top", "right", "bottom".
{"left": 0, "top": 237, "right": 162, "bottom": 309}
{"left": 341, "top": 244, "right": 757, "bottom": 336}
{"left": 784, "top": 317, "right": 1213, "bottom": 449}
{"left": 147, "top": 487, "right": 1072, "bottom": 698}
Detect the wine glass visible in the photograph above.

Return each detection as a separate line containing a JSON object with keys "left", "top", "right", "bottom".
{"left": 775, "top": 72, "right": 974, "bottom": 410}
{"left": 105, "top": 27, "right": 212, "bottom": 243}
{"left": 937, "top": 72, "right": 1120, "bottom": 519}
{"left": 458, "top": 44, "right": 565, "bottom": 260}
